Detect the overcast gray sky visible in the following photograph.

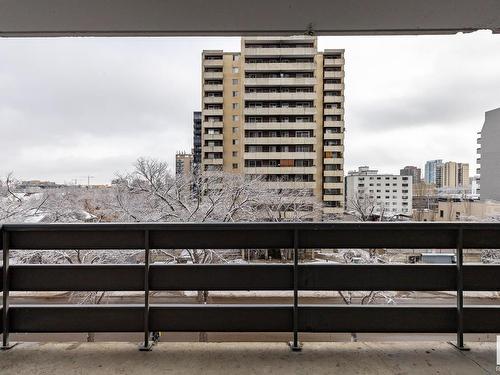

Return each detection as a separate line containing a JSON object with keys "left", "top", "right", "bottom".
{"left": 1, "top": 32, "right": 499, "bottom": 184}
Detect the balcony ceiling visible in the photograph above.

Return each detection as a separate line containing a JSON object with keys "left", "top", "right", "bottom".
{"left": 0, "top": 0, "right": 499, "bottom": 37}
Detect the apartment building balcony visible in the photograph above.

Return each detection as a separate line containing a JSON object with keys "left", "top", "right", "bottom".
{"left": 5, "top": 342, "right": 497, "bottom": 374}
{"left": 203, "top": 133, "right": 224, "bottom": 141}
{"left": 203, "top": 59, "right": 224, "bottom": 67}
{"left": 244, "top": 122, "right": 317, "bottom": 130}
{"left": 323, "top": 194, "right": 344, "bottom": 201}
{"left": 244, "top": 166, "right": 317, "bottom": 174}
{"left": 324, "top": 108, "right": 344, "bottom": 116}
{"left": 203, "top": 84, "right": 224, "bottom": 91}
{"left": 477, "top": 148, "right": 481, "bottom": 154}
{"left": 245, "top": 137, "right": 316, "bottom": 145}
{"left": 323, "top": 158, "right": 344, "bottom": 164}
{"left": 203, "top": 96, "right": 224, "bottom": 104}
{"left": 323, "top": 182, "right": 344, "bottom": 189}
{"left": 203, "top": 121, "right": 224, "bottom": 128}
{"left": 204, "top": 72, "right": 224, "bottom": 79}
{"left": 258, "top": 181, "right": 317, "bottom": 189}
{"left": 1, "top": 223, "right": 500, "bottom": 374}
{"left": 203, "top": 158, "right": 224, "bottom": 165}
{"left": 323, "top": 169, "right": 344, "bottom": 177}
{"left": 203, "top": 109, "right": 224, "bottom": 116}
{"left": 477, "top": 168, "right": 481, "bottom": 174}
{"left": 477, "top": 158, "right": 481, "bottom": 164}
{"left": 204, "top": 146, "right": 224, "bottom": 153}
{"left": 323, "top": 58, "right": 345, "bottom": 66}
{"left": 243, "top": 47, "right": 316, "bottom": 57}
{"left": 323, "top": 132, "right": 344, "bottom": 140}
{"left": 245, "top": 77, "right": 317, "bottom": 86}
{"left": 323, "top": 95, "right": 345, "bottom": 103}
{"left": 323, "top": 71, "right": 345, "bottom": 79}
{"left": 323, "top": 145, "right": 343, "bottom": 152}
{"left": 244, "top": 92, "right": 317, "bottom": 101}
{"left": 244, "top": 152, "right": 317, "bottom": 159}
{"left": 244, "top": 107, "right": 317, "bottom": 116}
{"left": 324, "top": 83, "right": 345, "bottom": 91}
{"left": 324, "top": 120, "right": 345, "bottom": 127}
{"left": 244, "top": 62, "right": 316, "bottom": 71}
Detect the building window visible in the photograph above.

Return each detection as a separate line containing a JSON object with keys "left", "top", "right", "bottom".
{"left": 232, "top": 115, "right": 239, "bottom": 121}
{"left": 232, "top": 67, "right": 239, "bottom": 73}
{"left": 233, "top": 139, "right": 239, "bottom": 145}
{"left": 440, "top": 210, "right": 444, "bottom": 218}
{"left": 233, "top": 163, "right": 238, "bottom": 169}
{"left": 232, "top": 79, "right": 239, "bottom": 85}
{"left": 232, "top": 151, "right": 238, "bottom": 157}
{"left": 232, "top": 103, "right": 239, "bottom": 109}
{"left": 232, "top": 127, "right": 238, "bottom": 133}
{"left": 232, "top": 91, "right": 239, "bottom": 97}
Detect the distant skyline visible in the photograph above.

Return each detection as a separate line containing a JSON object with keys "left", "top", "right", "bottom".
{"left": 1, "top": 32, "right": 499, "bottom": 184}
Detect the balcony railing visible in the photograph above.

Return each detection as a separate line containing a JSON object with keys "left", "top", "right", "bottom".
{"left": 1, "top": 223, "right": 500, "bottom": 351}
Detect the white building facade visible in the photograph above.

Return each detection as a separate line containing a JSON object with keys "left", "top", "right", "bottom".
{"left": 345, "top": 166, "right": 412, "bottom": 217}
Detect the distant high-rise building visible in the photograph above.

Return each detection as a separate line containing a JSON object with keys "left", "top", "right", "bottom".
{"left": 400, "top": 166, "right": 421, "bottom": 183}
{"left": 441, "top": 162, "right": 469, "bottom": 189}
{"left": 201, "top": 36, "right": 346, "bottom": 215}
{"left": 175, "top": 152, "right": 193, "bottom": 177}
{"left": 345, "top": 166, "right": 412, "bottom": 217}
{"left": 424, "top": 160, "right": 443, "bottom": 186}
{"left": 192, "top": 111, "right": 202, "bottom": 172}
{"left": 477, "top": 107, "right": 500, "bottom": 201}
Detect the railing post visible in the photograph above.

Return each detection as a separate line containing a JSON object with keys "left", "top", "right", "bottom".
{"left": 2, "top": 229, "right": 17, "bottom": 350}
{"left": 450, "top": 226, "right": 469, "bottom": 351}
{"left": 289, "top": 228, "right": 302, "bottom": 351}
{"left": 139, "top": 229, "right": 153, "bottom": 351}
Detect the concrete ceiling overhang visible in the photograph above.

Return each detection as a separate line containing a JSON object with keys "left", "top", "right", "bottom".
{"left": 1, "top": 0, "right": 499, "bottom": 37}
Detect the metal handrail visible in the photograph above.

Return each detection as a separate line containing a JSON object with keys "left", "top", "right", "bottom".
{"left": 1, "top": 222, "right": 500, "bottom": 352}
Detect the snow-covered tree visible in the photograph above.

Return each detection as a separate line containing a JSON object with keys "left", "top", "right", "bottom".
{"left": 328, "top": 248, "right": 395, "bottom": 342}
{"left": 0, "top": 173, "right": 49, "bottom": 223}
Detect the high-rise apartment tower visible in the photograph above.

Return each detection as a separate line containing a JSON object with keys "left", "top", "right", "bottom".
{"left": 175, "top": 152, "right": 193, "bottom": 177}
{"left": 201, "top": 36, "right": 345, "bottom": 215}
{"left": 477, "top": 107, "right": 500, "bottom": 201}
{"left": 424, "top": 160, "right": 443, "bottom": 186}
{"left": 192, "top": 111, "right": 202, "bottom": 172}
{"left": 400, "top": 166, "right": 421, "bottom": 184}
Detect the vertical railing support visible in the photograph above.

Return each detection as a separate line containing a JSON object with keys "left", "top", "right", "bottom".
{"left": 139, "top": 230, "right": 153, "bottom": 351}
{"left": 2, "top": 229, "right": 17, "bottom": 350}
{"left": 450, "top": 227, "right": 470, "bottom": 351}
{"left": 289, "top": 228, "right": 302, "bottom": 351}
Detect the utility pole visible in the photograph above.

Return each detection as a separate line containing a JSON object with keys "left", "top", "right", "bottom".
{"left": 78, "top": 176, "right": 95, "bottom": 188}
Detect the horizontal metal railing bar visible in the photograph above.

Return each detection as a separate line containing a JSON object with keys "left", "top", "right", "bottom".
{"left": 2, "top": 264, "right": 499, "bottom": 292}
{"left": 3, "top": 305, "right": 500, "bottom": 333}
{"left": 2, "top": 222, "right": 500, "bottom": 249}
{"left": 8, "top": 265, "right": 145, "bottom": 291}
{"left": 4, "top": 222, "right": 500, "bottom": 231}
{"left": 463, "top": 265, "right": 500, "bottom": 291}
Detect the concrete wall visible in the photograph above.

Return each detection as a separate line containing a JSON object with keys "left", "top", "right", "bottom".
{"left": 435, "top": 200, "right": 500, "bottom": 221}
{"left": 479, "top": 107, "right": 500, "bottom": 202}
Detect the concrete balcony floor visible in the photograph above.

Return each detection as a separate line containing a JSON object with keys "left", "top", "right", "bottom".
{"left": 1, "top": 341, "right": 496, "bottom": 375}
